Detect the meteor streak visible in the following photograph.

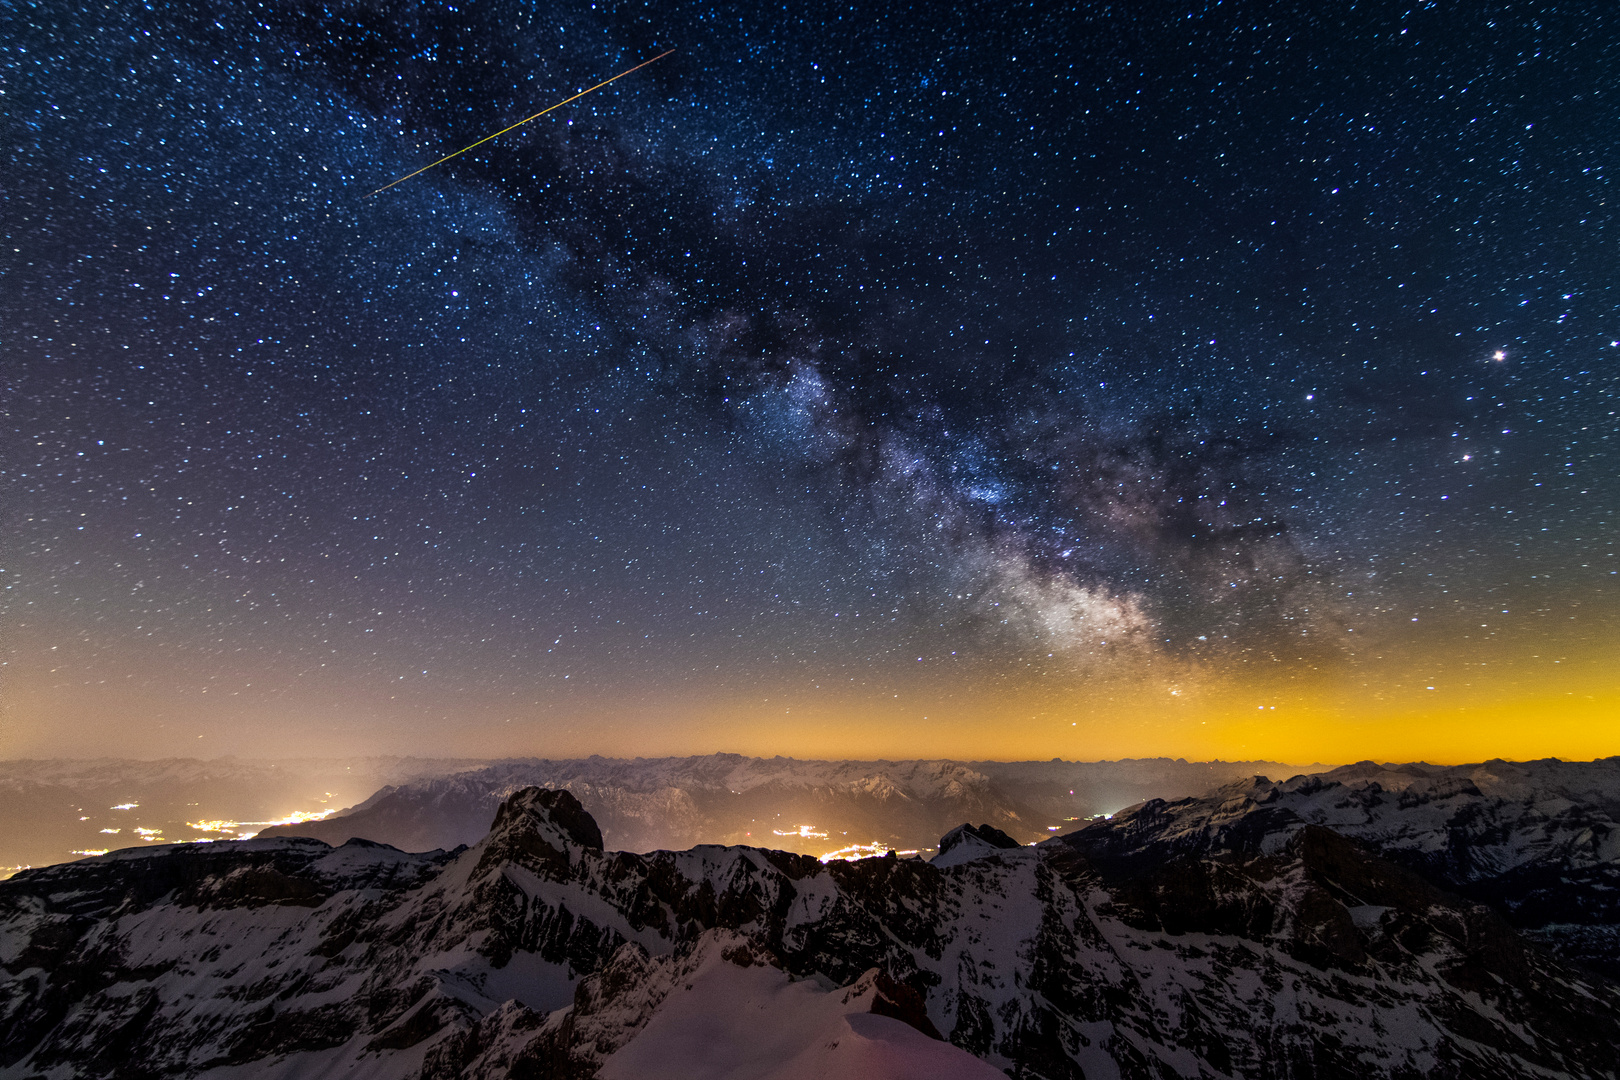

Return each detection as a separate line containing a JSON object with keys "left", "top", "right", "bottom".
{"left": 366, "top": 48, "right": 675, "bottom": 197}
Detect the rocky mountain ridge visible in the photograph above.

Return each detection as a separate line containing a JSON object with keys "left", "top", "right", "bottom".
{"left": 1091, "top": 758, "right": 1620, "bottom": 976}
{"left": 4, "top": 777, "right": 1618, "bottom": 1078}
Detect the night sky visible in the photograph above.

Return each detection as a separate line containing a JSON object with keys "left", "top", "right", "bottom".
{"left": 6, "top": 1, "right": 1617, "bottom": 763}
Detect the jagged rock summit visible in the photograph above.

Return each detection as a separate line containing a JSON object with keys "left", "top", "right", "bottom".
{"left": 932, "top": 821, "right": 1024, "bottom": 867}
{"left": 4, "top": 781, "right": 1620, "bottom": 1079}
{"left": 492, "top": 786, "right": 605, "bottom": 849}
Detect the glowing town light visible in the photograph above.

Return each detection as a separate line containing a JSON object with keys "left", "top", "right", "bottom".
{"left": 818, "top": 841, "right": 923, "bottom": 862}
{"left": 186, "top": 807, "right": 339, "bottom": 840}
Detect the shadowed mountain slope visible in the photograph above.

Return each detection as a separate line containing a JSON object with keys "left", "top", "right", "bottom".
{"left": 4, "top": 783, "right": 1619, "bottom": 1078}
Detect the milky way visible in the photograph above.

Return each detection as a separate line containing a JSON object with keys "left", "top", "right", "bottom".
{"left": 6, "top": 1, "right": 1616, "bottom": 759}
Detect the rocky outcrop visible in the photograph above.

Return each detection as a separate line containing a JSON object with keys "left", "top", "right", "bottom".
{"left": 1070, "top": 762, "right": 1620, "bottom": 977}
{"left": 933, "top": 822, "right": 1025, "bottom": 867}
{"left": 3, "top": 784, "right": 1619, "bottom": 1079}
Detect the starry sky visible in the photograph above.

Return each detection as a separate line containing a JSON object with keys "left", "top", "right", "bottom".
{"left": 6, "top": 0, "right": 1617, "bottom": 763}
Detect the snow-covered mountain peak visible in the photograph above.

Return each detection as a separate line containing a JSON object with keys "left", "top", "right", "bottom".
{"left": 846, "top": 773, "right": 911, "bottom": 800}
{"left": 8, "top": 766, "right": 1620, "bottom": 1077}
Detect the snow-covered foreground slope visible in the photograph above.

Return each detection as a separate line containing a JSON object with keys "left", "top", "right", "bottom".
{"left": 586, "top": 934, "right": 1004, "bottom": 1080}
{"left": 4, "top": 785, "right": 1619, "bottom": 1079}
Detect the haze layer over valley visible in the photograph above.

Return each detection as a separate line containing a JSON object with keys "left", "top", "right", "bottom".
{"left": 0, "top": 755, "right": 1300, "bottom": 875}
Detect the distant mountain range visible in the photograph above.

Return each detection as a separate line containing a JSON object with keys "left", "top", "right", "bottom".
{"left": 0, "top": 757, "right": 473, "bottom": 875}
{"left": 254, "top": 754, "right": 1306, "bottom": 857}
{"left": 4, "top": 766, "right": 1619, "bottom": 1078}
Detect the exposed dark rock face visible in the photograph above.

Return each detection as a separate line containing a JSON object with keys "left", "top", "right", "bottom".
{"left": 2, "top": 782, "right": 1617, "bottom": 1079}
{"left": 1067, "top": 760, "right": 1620, "bottom": 979}
{"left": 252, "top": 757, "right": 1620, "bottom": 979}
{"left": 938, "top": 822, "right": 1022, "bottom": 857}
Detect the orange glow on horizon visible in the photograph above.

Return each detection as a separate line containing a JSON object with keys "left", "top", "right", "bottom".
{"left": 4, "top": 613, "right": 1615, "bottom": 768}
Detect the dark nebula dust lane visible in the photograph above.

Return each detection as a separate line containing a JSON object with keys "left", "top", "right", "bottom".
{"left": 5, "top": 1, "right": 1616, "bottom": 761}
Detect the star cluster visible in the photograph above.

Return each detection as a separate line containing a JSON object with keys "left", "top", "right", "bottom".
{"left": 5, "top": 0, "right": 1616, "bottom": 760}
